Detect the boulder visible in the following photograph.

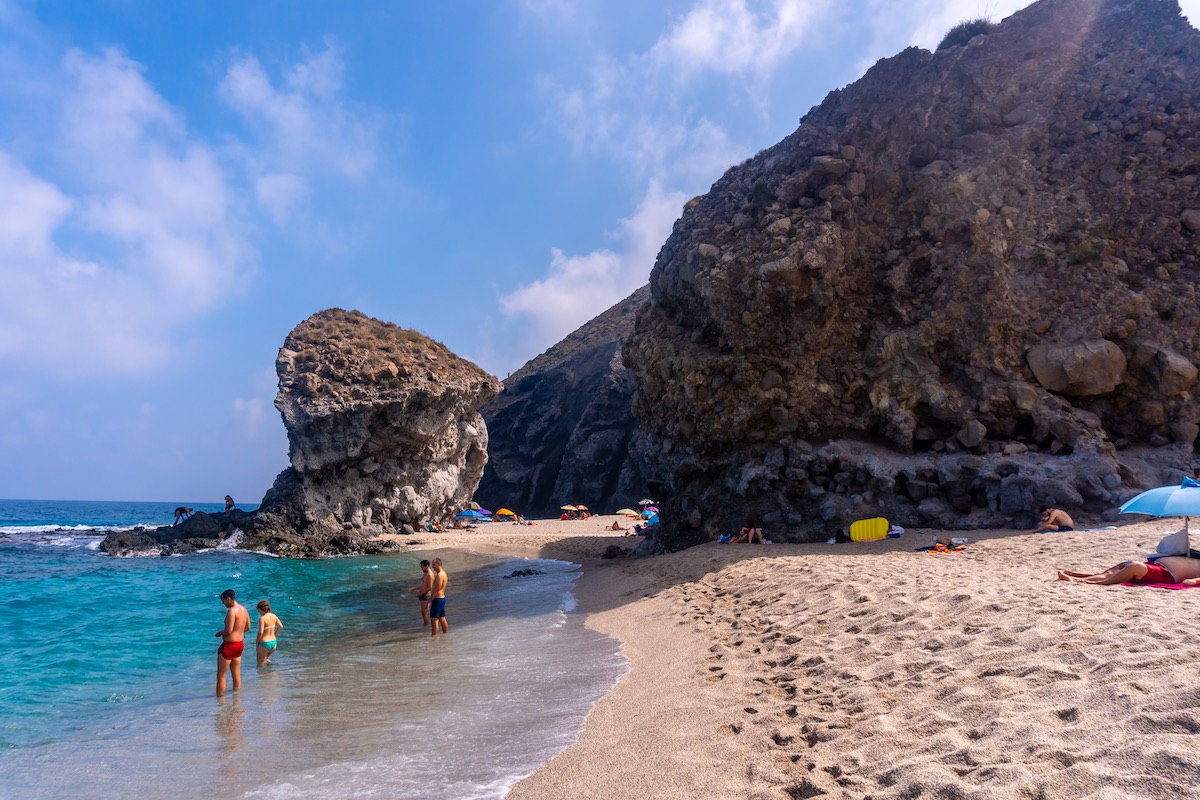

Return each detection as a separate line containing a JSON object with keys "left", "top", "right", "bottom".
{"left": 245, "top": 309, "right": 501, "bottom": 555}
{"left": 1151, "top": 348, "right": 1198, "bottom": 395}
{"left": 622, "top": 0, "right": 1200, "bottom": 549}
{"left": 1027, "top": 340, "right": 1126, "bottom": 396}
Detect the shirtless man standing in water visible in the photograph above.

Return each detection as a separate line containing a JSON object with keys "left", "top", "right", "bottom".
{"left": 215, "top": 589, "right": 251, "bottom": 693}
{"left": 429, "top": 558, "right": 449, "bottom": 637}
{"left": 408, "top": 559, "right": 434, "bottom": 626}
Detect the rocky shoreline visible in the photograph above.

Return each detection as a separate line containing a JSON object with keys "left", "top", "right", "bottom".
{"left": 98, "top": 509, "right": 406, "bottom": 558}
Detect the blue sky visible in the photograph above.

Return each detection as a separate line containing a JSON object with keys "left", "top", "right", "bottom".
{"left": 1, "top": 0, "right": 1197, "bottom": 504}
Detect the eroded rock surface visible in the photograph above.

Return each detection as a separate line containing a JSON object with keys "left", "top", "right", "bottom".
{"left": 624, "top": 0, "right": 1200, "bottom": 548}
{"left": 244, "top": 309, "right": 501, "bottom": 556}
{"left": 477, "top": 287, "right": 655, "bottom": 517}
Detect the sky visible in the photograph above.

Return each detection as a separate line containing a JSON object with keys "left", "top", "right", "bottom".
{"left": 1, "top": 0, "right": 1197, "bottom": 504}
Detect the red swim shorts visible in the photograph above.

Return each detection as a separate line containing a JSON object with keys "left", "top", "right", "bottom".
{"left": 1133, "top": 561, "right": 1177, "bottom": 585}
{"left": 218, "top": 641, "right": 245, "bottom": 660}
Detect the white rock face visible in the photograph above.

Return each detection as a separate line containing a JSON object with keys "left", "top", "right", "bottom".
{"left": 248, "top": 309, "right": 501, "bottom": 554}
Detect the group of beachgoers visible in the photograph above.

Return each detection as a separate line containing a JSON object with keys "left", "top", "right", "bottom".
{"left": 1028, "top": 505, "right": 1200, "bottom": 586}
{"left": 214, "top": 590, "right": 283, "bottom": 694}
{"left": 213, "top": 557, "right": 451, "bottom": 694}
{"left": 406, "top": 558, "right": 451, "bottom": 636}
{"left": 701, "top": 502, "right": 1200, "bottom": 589}
{"left": 718, "top": 520, "right": 766, "bottom": 544}
{"left": 174, "top": 495, "right": 238, "bottom": 526}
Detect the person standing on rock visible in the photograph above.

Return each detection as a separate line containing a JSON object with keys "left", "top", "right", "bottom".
{"left": 215, "top": 589, "right": 251, "bottom": 694}
{"left": 224, "top": 495, "right": 236, "bottom": 513}
{"left": 429, "top": 558, "right": 449, "bottom": 637}
{"left": 408, "top": 559, "right": 434, "bottom": 626}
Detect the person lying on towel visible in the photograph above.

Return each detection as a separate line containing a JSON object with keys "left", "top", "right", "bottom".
{"left": 1055, "top": 556, "right": 1200, "bottom": 585}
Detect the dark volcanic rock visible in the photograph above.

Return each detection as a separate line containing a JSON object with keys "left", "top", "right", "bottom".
{"left": 624, "top": 0, "right": 1200, "bottom": 548}
{"left": 245, "top": 309, "right": 501, "bottom": 557}
{"left": 476, "top": 287, "right": 655, "bottom": 518}
{"left": 99, "top": 511, "right": 250, "bottom": 556}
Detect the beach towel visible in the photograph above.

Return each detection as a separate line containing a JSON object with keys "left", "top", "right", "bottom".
{"left": 916, "top": 543, "right": 965, "bottom": 553}
{"left": 1120, "top": 582, "right": 1200, "bottom": 590}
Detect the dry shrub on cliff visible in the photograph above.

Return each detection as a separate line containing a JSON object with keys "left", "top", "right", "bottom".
{"left": 937, "top": 17, "right": 995, "bottom": 51}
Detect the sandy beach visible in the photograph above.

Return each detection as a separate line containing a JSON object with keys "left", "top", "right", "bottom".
{"left": 391, "top": 516, "right": 1200, "bottom": 799}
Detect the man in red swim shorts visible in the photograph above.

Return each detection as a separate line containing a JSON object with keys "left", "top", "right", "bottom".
{"left": 1055, "top": 555, "right": 1200, "bottom": 585}
{"left": 215, "top": 589, "right": 251, "bottom": 693}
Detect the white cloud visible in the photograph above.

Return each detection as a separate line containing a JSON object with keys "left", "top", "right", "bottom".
{"left": 649, "top": 0, "right": 829, "bottom": 78}
{"left": 549, "top": 0, "right": 827, "bottom": 174}
{"left": 511, "top": 0, "right": 827, "bottom": 353}
{"left": 501, "top": 181, "right": 686, "bottom": 346}
{"left": 0, "top": 48, "right": 250, "bottom": 377}
{"left": 255, "top": 172, "right": 308, "bottom": 224}
{"left": 218, "top": 46, "right": 381, "bottom": 223}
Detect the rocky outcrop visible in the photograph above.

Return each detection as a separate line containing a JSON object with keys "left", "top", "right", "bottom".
{"left": 98, "top": 511, "right": 253, "bottom": 556}
{"left": 242, "top": 309, "right": 501, "bottom": 556}
{"left": 624, "top": 0, "right": 1200, "bottom": 548}
{"left": 476, "top": 287, "right": 655, "bottom": 517}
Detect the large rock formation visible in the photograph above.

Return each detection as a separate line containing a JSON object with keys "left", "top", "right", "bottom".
{"left": 243, "top": 309, "right": 501, "bottom": 555}
{"left": 476, "top": 287, "right": 655, "bottom": 517}
{"left": 624, "top": 0, "right": 1200, "bottom": 548}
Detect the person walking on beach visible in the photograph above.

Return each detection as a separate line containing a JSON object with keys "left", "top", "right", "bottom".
{"left": 429, "top": 558, "right": 449, "bottom": 637}
{"left": 255, "top": 600, "right": 284, "bottom": 667}
{"left": 215, "top": 589, "right": 251, "bottom": 693}
{"left": 408, "top": 559, "right": 434, "bottom": 626}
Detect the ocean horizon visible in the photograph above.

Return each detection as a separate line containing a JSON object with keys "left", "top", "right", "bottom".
{"left": 0, "top": 498, "right": 626, "bottom": 799}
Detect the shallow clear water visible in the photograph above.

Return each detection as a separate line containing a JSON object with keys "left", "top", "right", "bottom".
{"left": 0, "top": 500, "right": 626, "bottom": 799}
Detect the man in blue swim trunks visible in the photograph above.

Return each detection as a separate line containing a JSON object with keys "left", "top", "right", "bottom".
{"left": 429, "top": 558, "right": 449, "bottom": 637}
{"left": 1032, "top": 506, "right": 1074, "bottom": 533}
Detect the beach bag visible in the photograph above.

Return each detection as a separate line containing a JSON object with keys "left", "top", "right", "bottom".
{"left": 1156, "top": 528, "right": 1190, "bottom": 557}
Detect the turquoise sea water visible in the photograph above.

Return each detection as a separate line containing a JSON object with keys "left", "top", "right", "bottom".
{"left": 0, "top": 500, "right": 626, "bottom": 799}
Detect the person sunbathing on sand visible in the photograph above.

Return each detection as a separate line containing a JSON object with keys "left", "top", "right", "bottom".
{"left": 609, "top": 520, "right": 626, "bottom": 531}
{"left": 1056, "top": 555, "right": 1200, "bottom": 585}
{"left": 731, "top": 520, "right": 764, "bottom": 544}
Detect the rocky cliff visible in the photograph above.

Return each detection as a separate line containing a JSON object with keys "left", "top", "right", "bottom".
{"left": 242, "top": 309, "right": 501, "bottom": 555}
{"left": 624, "top": 0, "right": 1200, "bottom": 548}
{"left": 476, "top": 286, "right": 655, "bottom": 517}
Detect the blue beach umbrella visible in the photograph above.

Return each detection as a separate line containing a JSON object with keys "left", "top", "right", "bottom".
{"left": 1120, "top": 480, "right": 1200, "bottom": 531}
{"left": 457, "top": 509, "right": 487, "bottom": 519}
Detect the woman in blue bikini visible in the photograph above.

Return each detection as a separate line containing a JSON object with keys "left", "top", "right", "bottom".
{"left": 255, "top": 600, "right": 284, "bottom": 666}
